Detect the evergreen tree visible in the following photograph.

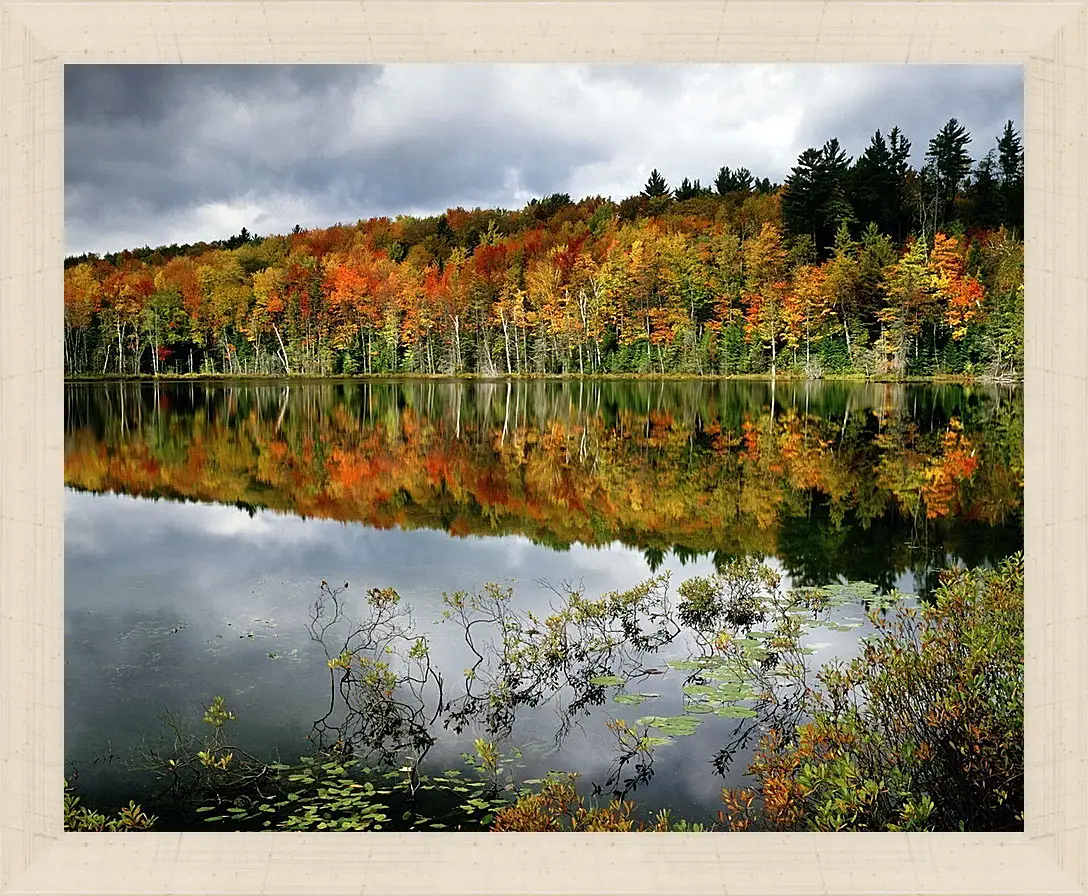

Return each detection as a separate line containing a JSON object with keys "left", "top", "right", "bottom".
{"left": 781, "top": 139, "right": 854, "bottom": 257}
{"left": 887, "top": 127, "right": 914, "bottom": 239}
{"left": 675, "top": 177, "right": 710, "bottom": 201}
{"left": 641, "top": 169, "right": 672, "bottom": 199}
{"left": 714, "top": 166, "right": 754, "bottom": 195}
{"left": 925, "top": 118, "right": 974, "bottom": 227}
{"left": 965, "top": 150, "right": 1002, "bottom": 229}
{"left": 849, "top": 127, "right": 912, "bottom": 240}
{"left": 996, "top": 120, "right": 1025, "bottom": 230}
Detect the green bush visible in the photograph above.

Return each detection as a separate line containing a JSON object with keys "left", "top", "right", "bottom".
{"left": 64, "top": 780, "right": 156, "bottom": 832}
{"left": 723, "top": 554, "right": 1024, "bottom": 831}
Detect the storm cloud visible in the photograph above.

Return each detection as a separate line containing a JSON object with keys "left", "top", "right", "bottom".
{"left": 64, "top": 63, "right": 1023, "bottom": 256}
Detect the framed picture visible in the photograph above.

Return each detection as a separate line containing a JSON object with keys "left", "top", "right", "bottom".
{"left": 2, "top": 2, "right": 1085, "bottom": 894}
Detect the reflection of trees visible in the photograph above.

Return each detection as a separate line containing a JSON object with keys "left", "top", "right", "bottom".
{"left": 440, "top": 576, "right": 680, "bottom": 749}
{"left": 297, "top": 561, "right": 850, "bottom": 804}
{"left": 65, "top": 380, "right": 1022, "bottom": 590}
{"left": 134, "top": 562, "right": 925, "bottom": 825}
{"left": 305, "top": 582, "right": 443, "bottom": 770}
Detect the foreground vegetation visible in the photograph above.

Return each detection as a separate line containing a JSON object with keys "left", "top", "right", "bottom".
{"left": 65, "top": 119, "right": 1023, "bottom": 381}
{"left": 66, "top": 555, "right": 1023, "bottom": 833}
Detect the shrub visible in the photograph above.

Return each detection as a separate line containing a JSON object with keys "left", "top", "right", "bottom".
{"left": 64, "top": 780, "right": 156, "bottom": 832}
{"left": 490, "top": 773, "right": 705, "bottom": 832}
{"left": 722, "top": 554, "right": 1024, "bottom": 831}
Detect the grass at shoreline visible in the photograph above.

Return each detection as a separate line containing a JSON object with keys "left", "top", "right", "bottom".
{"left": 65, "top": 371, "right": 1015, "bottom": 386}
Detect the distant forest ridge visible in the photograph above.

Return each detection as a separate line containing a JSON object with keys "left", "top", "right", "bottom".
{"left": 64, "top": 117, "right": 1024, "bottom": 381}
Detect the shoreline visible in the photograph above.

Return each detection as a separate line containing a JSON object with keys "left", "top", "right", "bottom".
{"left": 65, "top": 371, "right": 1020, "bottom": 386}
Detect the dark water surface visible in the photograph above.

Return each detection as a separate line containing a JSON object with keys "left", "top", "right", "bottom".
{"left": 64, "top": 378, "right": 1023, "bottom": 826}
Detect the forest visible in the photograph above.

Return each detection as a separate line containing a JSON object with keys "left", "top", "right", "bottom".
{"left": 64, "top": 118, "right": 1024, "bottom": 380}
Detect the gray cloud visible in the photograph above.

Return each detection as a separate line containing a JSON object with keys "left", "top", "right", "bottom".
{"left": 64, "top": 64, "right": 1023, "bottom": 256}
{"left": 793, "top": 64, "right": 1022, "bottom": 165}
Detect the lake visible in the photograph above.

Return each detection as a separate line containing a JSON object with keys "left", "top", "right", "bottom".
{"left": 64, "top": 378, "right": 1023, "bottom": 828}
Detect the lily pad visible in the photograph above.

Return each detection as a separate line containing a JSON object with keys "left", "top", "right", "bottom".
{"left": 822, "top": 621, "right": 860, "bottom": 632}
{"left": 636, "top": 715, "right": 703, "bottom": 737}
{"left": 714, "top": 705, "right": 758, "bottom": 719}
{"left": 666, "top": 660, "right": 711, "bottom": 672}
{"left": 702, "top": 667, "right": 751, "bottom": 684}
{"left": 819, "top": 581, "right": 881, "bottom": 605}
{"left": 612, "top": 694, "right": 649, "bottom": 706}
{"left": 588, "top": 675, "right": 625, "bottom": 687}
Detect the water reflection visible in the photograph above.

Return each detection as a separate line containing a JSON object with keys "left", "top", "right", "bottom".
{"left": 66, "top": 379, "right": 1023, "bottom": 592}
{"left": 64, "top": 378, "right": 1023, "bottom": 826}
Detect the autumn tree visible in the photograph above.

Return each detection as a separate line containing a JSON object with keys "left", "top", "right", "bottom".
{"left": 929, "top": 232, "right": 985, "bottom": 341}
{"left": 742, "top": 222, "right": 790, "bottom": 377}
{"left": 64, "top": 264, "right": 102, "bottom": 373}
{"left": 787, "top": 262, "right": 833, "bottom": 372}
{"left": 879, "top": 238, "right": 937, "bottom": 373}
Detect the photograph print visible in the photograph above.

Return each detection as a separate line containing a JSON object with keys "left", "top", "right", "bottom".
{"left": 63, "top": 63, "right": 1025, "bottom": 834}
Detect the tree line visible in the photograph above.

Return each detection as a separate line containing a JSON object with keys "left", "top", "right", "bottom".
{"left": 64, "top": 118, "right": 1024, "bottom": 381}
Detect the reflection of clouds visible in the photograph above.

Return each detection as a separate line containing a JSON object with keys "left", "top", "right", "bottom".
{"left": 198, "top": 505, "right": 306, "bottom": 540}
{"left": 65, "top": 488, "right": 889, "bottom": 821}
{"left": 67, "top": 489, "right": 325, "bottom": 548}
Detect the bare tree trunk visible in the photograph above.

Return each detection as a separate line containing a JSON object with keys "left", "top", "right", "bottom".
{"left": 272, "top": 323, "right": 291, "bottom": 375}
{"left": 500, "top": 311, "right": 512, "bottom": 374}
{"left": 805, "top": 305, "right": 811, "bottom": 373}
{"left": 502, "top": 380, "right": 510, "bottom": 445}
{"left": 481, "top": 324, "right": 494, "bottom": 374}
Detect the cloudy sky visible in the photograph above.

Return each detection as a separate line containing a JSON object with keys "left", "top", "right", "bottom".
{"left": 64, "top": 64, "right": 1022, "bottom": 257}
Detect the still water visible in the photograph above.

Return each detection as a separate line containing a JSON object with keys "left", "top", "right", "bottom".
{"left": 64, "top": 378, "right": 1023, "bottom": 826}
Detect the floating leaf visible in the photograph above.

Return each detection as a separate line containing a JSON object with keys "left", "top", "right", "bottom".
{"left": 636, "top": 715, "right": 703, "bottom": 737}
{"left": 666, "top": 660, "right": 710, "bottom": 672}
{"left": 681, "top": 684, "right": 720, "bottom": 698}
{"left": 714, "top": 705, "right": 758, "bottom": 719}
{"left": 588, "top": 675, "right": 625, "bottom": 687}
{"left": 702, "top": 667, "right": 752, "bottom": 685}
{"left": 613, "top": 694, "right": 649, "bottom": 706}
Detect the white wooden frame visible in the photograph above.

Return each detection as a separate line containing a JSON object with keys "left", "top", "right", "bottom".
{"left": 1, "top": 2, "right": 1085, "bottom": 893}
